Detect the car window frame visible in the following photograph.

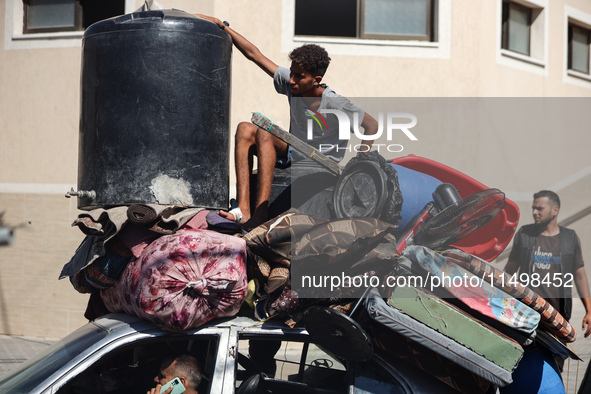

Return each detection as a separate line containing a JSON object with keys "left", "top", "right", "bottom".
{"left": 227, "top": 325, "right": 310, "bottom": 393}
{"left": 42, "top": 331, "right": 155, "bottom": 394}
{"left": 230, "top": 325, "right": 415, "bottom": 394}
{"left": 43, "top": 326, "right": 229, "bottom": 394}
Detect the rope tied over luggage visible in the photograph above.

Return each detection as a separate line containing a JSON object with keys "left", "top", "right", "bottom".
{"left": 187, "top": 279, "right": 208, "bottom": 289}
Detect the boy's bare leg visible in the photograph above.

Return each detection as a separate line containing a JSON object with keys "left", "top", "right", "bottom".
{"left": 241, "top": 128, "right": 288, "bottom": 229}
{"left": 219, "top": 122, "right": 288, "bottom": 228}
{"left": 219, "top": 122, "right": 256, "bottom": 223}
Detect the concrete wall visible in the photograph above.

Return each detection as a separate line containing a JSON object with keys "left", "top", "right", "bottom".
{"left": 1, "top": 0, "right": 590, "bottom": 337}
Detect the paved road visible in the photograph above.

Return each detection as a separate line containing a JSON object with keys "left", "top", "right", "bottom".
{"left": 0, "top": 334, "right": 56, "bottom": 375}
{"left": 562, "top": 295, "right": 590, "bottom": 394}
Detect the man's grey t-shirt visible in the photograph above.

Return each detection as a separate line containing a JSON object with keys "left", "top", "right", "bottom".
{"left": 273, "top": 66, "right": 365, "bottom": 163}
{"left": 508, "top": 229, "right": 584, "bottom": 313}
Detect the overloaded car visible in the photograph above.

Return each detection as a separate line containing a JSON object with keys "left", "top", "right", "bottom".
{"left": 0, "top": 312, "right": 459, "bottom": 394}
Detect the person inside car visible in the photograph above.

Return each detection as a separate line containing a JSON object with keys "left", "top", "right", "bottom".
{"left": 147, "top": 354, "right": 202, "bottom": 394}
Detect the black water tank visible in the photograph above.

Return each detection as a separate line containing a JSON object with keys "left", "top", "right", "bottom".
{"left": 77, "top": 10, "right": 231, "bottom": 210}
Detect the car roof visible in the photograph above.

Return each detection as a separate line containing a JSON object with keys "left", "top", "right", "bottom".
{"left": 92, "top": 313, "right": 301, "bottom": 336}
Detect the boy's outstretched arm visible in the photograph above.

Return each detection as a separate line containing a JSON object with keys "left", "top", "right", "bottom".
{"left": 195, "top": 14, "right": 279, "bottom": 77}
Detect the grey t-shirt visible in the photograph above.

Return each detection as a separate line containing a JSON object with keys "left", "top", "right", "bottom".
{"left": 508, "top": 229, "right": 584, "bottom": 312}
{"left": 273, "top": 66, "right": 365, "bottom": 163}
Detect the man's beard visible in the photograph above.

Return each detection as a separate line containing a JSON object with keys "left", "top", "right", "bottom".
{"left": 533, "top": 215, "right": 555, "bottom": 229}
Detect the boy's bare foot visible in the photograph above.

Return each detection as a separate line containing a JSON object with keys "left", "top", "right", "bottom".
{"left": 218, "top": 209, "right": 268, "bottom": 232}
{"left": 218, "top": 207, "right": 251, "bottom": 224}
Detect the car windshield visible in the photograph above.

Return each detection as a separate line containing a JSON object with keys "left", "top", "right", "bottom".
{"left": 0, "top": 323, "right": 108, "bottom": 393}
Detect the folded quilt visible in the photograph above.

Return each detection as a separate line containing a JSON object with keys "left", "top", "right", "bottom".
{"left": 404, "top": 245, "right": 540, "bottom": 334}
{"left": 61, "top": 206, "right": 206, "bottom": 281}
{"left": 61, "top": 206, "right": 132, "bottom": 280}
{"left": 442, "top": 248, "right": 576, "bottom": 342}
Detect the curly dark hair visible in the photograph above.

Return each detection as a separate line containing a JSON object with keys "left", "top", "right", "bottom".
{"left": 289, "top": 44, "right": 331, "bottom": 76}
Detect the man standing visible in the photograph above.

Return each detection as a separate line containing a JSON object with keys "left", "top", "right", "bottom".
{"left": 196, "top": 15, "right": 378, "bottom": 229}
{"left": 504, "top": 190, "right": 591, "bottom": 338}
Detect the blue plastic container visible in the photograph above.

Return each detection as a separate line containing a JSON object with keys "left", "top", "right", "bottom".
{"left": 500, "top": 347, "right": 565, "bottom": 394}
{"left": 390, "top": 164, "right": 442, "bottom": 229}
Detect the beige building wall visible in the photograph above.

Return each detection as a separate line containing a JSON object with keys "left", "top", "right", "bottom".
{"left": 1, "top": 0, "right": 590, "bottom": 337}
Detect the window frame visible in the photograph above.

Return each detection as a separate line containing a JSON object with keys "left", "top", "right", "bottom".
{"left": 294, "top": 0, "right": 358, "bottom": 39}
{"left": 501, "top": 0, "right": 532, "bottom": 56}
{"left": 22, "top": 0, "right": 83, "bottom": 34}
{"left": 236, "top": 335, "right": 347, "bottom": 383}
{"left": 568, "top": 22, "right": 591, "bottom": 75}
{"left": 54, "top": 334, "right": 222, "bottom": 394}
{"left": 564, "top": 6, "right": 591, "bottom": 85}
{"left": 294, "top": 0, "right": 437, "bottom": 42}
{"left": 359, "top": 0, "right": 434, "bottom": 42}
{"left": 282, "top": 0, "right": 451, "bottom": 60}
{"left": 235, "top": 333, "right": 408, "bottom": 392}
{"left": 4, "top": 0, "right": 136, "bottom": 50}
{"left": 50, "top": 328, "right": 228, "bottom": 394}
{"left": 496, "top": 0, "right": 548, "bottom": 75}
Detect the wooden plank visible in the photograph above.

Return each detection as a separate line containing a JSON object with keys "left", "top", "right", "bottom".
{"left": 250, "top": 112, "right": 342, "bottom": 175}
